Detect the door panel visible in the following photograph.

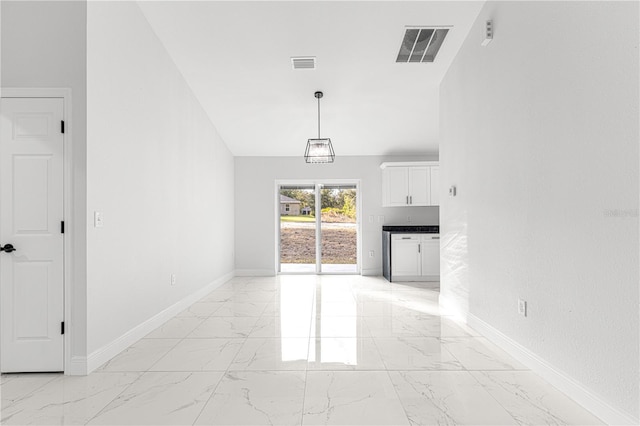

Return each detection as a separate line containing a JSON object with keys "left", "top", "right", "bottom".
{"left": 384, "top": 167, "right": 408, "bottom": 206}
{"left": 15, "top": 261, "right": 52, "bottom": 338}
{"left": 408, "top": 166, "right": 429, "bottom": 206}
{"left": 391, "top": 236, "right": 420, "bottom": 277}
{"left": 1, "top": 97, "right": 64, "bottom": 372}
{"left": 279, "top": 186, "right": 316, "bottom": 273}
{"left": 14, "top": 156, "right": 53, "bottom": 232}
{"left": 429, "top": 166, "right": 440, "bottom": 206}
{"left": 320, "top": 185, "right": 357, "bottom": 273}
{"left": 420, "top": 237, "right": 440, "bottom": 278}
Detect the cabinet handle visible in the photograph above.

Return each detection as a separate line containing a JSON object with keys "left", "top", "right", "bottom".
{"left": 406, "top": 195, "right": 409, "bottom": 205}
{"left": 410, "top": 196, "right": 412, "bottom": 204}
{"left": 418, "top": 243, "right": 421, "bottom": 253}
{"left": 402, "top": 237, "right": 411, "bottom": 240}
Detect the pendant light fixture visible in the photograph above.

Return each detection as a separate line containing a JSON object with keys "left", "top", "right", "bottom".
{"left": 304, "top": 91, "right": 335, "bottom": 163}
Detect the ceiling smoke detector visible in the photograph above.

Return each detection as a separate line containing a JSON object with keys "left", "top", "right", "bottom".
{"left": 396, "top": 27, "right": 450, "bottom": 63}
{"left": 291, "top": 57, "right": 316, "bottom": 70}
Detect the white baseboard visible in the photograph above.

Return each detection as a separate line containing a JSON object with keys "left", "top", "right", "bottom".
{"left": 235, "top": 269, "right": 275, "bottom": 277}
{"left": 86, "top": 271, "right": 234, "bottom": 373}
{"left": 361, "top": 268, "right": 382, "bottom": 276}
{"left": 391, "top": 275, "right": 439, "bottom": 282}
{"left": 466, "top": 313, "right": 638, "bottom": 426}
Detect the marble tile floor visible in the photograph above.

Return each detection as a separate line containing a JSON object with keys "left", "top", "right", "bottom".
{"left": 1, "top": 275, "right": 603, "bottom": 425}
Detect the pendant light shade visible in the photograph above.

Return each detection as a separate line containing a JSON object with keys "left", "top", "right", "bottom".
{"left": 304, "top": 91, "right": 335, "bottom": 163}
{"left": 305, "top": 138, "right": 335, "bottom": 164}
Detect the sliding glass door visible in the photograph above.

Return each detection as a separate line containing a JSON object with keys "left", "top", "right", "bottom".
{"left": 279, "top": 185, "right": 316, "bottom": 273}
{"left": 320, "top": 185, "right": 358, "bottom": 273}
{"left": 279, "top": 182, "right": 358, "bottom": 274}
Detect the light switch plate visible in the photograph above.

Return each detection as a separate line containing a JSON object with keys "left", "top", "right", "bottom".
{"left": 518, "top": 299, "right": 527, "bottom": 317}
{"left": 94, "top": 211, "right": 104, "bottom": 228}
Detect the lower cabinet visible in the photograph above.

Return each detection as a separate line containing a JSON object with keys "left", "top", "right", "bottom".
{"left": 390, "top": 235, "right": 421, "bottom": 277}
{"left": 391, "top": 234, "right": 439, "bottom": 281}
{"left": 420, "top": 235, "right": 440, "bottom": 278}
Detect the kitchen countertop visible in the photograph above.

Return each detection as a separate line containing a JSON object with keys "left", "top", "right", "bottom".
{"left": 382, "top": 225, "right": 439, "bottom": 233}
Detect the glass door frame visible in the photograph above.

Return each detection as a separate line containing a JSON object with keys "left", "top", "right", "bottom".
{"left": 275, "top": 179, "right": 361, "bottom": 275}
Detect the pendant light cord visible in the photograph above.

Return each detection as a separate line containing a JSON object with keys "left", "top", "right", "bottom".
{"left": 317, "top": 96, "right": 321, "bottom": 139}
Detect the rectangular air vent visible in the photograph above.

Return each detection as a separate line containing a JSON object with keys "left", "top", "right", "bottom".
{"left": 291, "top": 57, "right": 316, "bottom": 70}
{"left": 396, "top": 28, "right": 449, "bottom": 63}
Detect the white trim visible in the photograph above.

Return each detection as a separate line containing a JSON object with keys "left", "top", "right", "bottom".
{"left": 275, "top": 179, "right": 362, "bottom": 275}
{"left": 361, "top": 268, "right": 382, "bottom": 276}
{"left": 380, "top": 161, "right": 438, "bottom": 169}
{"left": 391, "top": 276, "right": 439, "bottom": 282}
{"left": 86, "top": 271, "right": 234, "bottom": 373}
{"left": 66, "top": 356, "right": 88, "bottom": 376}
{"left": 274, "top": 181, "right": 281, "bottom": 274}
{"left": 466, "top": 313, "right": 638, "bottom": 426}
{"left": 314, "top": 184, "right": 321, "bottom": 272}
{"left": 1, "top": 88, "right": 75, "bottom": 375}
{"left": 235, "top": 269, "right": 276, "bottom": 277}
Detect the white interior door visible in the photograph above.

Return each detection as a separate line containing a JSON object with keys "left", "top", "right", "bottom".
{"left": 1, "top": 97, "right": 65, "bottom": 372}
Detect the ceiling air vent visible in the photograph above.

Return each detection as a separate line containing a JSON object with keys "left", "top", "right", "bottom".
{"left": 396, "top": 28, "right": 449, "bottom": 63}
{"left": 291, "top": 57, "right": 316, "bottom": 70}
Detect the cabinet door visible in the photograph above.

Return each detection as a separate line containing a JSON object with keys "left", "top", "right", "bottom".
{"left": 391, "top": 236, "right": 421, "bottom": 276}
{"left": 408, "top": 167, "right": 429, "bottom": 206}
{"left": 429, "top": 166, "right": 440, "bottom": 206}
{"left": 420, "top": 235, "right": 440, "bottom": 277}
{"left": 383, "top": 167, "right": 409, "bottom": 207}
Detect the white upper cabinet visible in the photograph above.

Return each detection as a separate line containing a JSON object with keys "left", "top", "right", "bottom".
{"left": 408, "top": 166, "right": 429, "bottom": 205}
{"left": 429, "top": 165, "right": 439, "bottom": 206}
{"left": 384, "top": 166, "right": 411, "bottom": 206}
{"left": 381, "top": 162, "right": 439, "bottom": 207}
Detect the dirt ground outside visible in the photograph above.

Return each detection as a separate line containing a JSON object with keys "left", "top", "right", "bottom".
{"left": 280, "top": 223, "right": 356, "bottom": 264}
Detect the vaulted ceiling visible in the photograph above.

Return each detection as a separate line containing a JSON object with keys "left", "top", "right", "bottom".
{"left": 138, "top": 1, "right": 484, "bottom": 156}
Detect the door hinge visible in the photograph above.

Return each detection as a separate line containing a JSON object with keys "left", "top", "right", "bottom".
{"left": 61, "top": 120, "right": 65, "bottom": 134}
{"left": 61, "top": 322, "right": 65, "bottom": 335}
{"left": 61, "top": 221, "right": 65, "bottom": 234}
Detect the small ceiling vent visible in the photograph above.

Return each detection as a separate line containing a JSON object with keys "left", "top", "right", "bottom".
{"left": 396, "top": 28, "right": 449, "bottom": 63}
{"left": 291, "top": 57, "right": 316, "bottom": 70}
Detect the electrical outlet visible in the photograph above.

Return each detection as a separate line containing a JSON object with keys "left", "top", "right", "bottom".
{"left": 518, "top": 299, "right": 527, "bottom": 317}
{"left": 407, "top": 216, "right": 411, "bottom": 223}
{"left": 171, "top": 274, "right": 176, "bottom": 286}
{"left": 377, "top": 215, "right": 385, "bottom": 223}
{"left": 368, "top": 215, "right": 374, "bottom": 223}
{"left": 369, "top": 250, "right": 374, "bottom": 258}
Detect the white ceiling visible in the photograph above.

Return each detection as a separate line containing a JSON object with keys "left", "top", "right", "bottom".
{"left": 138, "top": 1, "right": 484, "bottom": 157}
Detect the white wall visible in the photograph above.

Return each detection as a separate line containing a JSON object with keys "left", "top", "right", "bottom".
{"left": 86, "top": 2, "right": 234, "bottom": 358}
{"left": 235, "top": 156, "right": 438, "bottom": 275}
{"left": 1, "top": 1, "right": 88, "bottom": 366}
{"left": 440, "top": 1, "right": 639, "bottom": 422}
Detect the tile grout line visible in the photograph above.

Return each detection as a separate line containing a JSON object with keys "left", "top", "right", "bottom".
{"left": 87, "top": 289, "right": 229, "bottom": 425}
{"left": 466, "top": 369, "right": 522, "bottom": 425}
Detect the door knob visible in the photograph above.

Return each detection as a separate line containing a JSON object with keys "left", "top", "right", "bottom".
{"left": 0, "top": 244, "right": 16, "bottom": 253}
